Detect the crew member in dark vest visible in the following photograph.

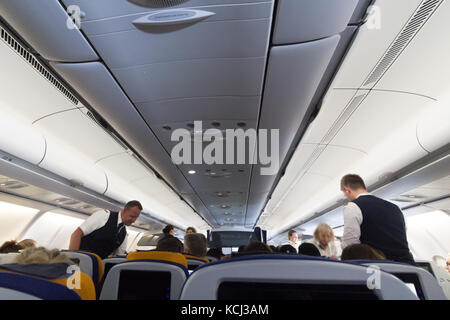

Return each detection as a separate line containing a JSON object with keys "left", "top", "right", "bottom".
{"left": 69, "top": 200, "right": 142, "bottom": 259}
{"left": 340, "top": 174, "right": 415, "bottom": 265}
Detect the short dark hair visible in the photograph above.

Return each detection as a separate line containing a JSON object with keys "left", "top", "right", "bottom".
{"left": 279, "top": 244, "right": 297, "bottom": 254}
{"left": 341, "top": 244, "right": 386, "bottom": 261}
{"left": 186, "top": 227, "right": 197, "bottom": 233}
{"left": 288, "top": 229, "right": 297, "bottom": 238}
{"left": 125, "top": 200, "right": 143, "bottom": 210}
{"left": 243, "top": 241, "right": 272, "bottom": 254}
{"left": 340, "top": 174, "right": 367, "bottom": 191}
{"left": 162, "top": 224, "right": 174, "bottom": 234}
{"left": 156, "top": 236, "right": 183, "bottom": 253}
{"left": 298, "top": 243, "right": 321, "bottom": 257}
{"left": 184, "top": 233, "right": 207, "bottom": 257}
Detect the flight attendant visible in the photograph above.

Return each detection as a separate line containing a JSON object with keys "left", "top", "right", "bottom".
{"left": 69, "top": 200, "right": 142, "bottom": 259}
{"left": 340, "top": 174, "right": 415, "bottom": 265}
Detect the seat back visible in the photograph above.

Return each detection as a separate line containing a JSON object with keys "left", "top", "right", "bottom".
{"left": 62, "top": 250, "right": 103, "bottom": 285}
{"left": 183, "top": 254, "right": 208, "bottom": 271}
{"left": 127, "top": 251, "right": 188, "bottom": 268}
{"left": 180, "top": 255, "right": 418, "bottom": 300}
{"left": 352, "top": 260, "right": 447, "bottom": 300}
{"left": 100, "top": 260, "right": 188, "bottom": 300}
{"left": 102, "top": 257, "right": 126, "bottom": 281}
{"left": 0, "top": 272, "right": 82, "bottom": 300}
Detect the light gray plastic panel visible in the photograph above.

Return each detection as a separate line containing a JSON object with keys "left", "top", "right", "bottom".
{"left": 246, "top": 35, "right": 341, "bottom": 227}
{"left": 62, "top": 0, "right": 273, "bottom": 21}
{"left": 82, "top": 3, "right": 272, "bottom": 68}
{"left": 137, "top": 96, "right": 260, "bottom": 125}
{"left": 0, "top": 0, "right": 98, "bottom": 62}
{"left": 272, "top": 0, "right": 358, "bottom": 44}
{"left": 49, "top": 62, "right": 199, "bottom": 196}
{"left": 349, "top": 0, "right": 373, "bottom": 24}
{"left": 112, "top": 57, "right": 266, "bottom": 103}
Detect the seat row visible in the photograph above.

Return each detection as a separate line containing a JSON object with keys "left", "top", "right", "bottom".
{"left": 0, "top": 251, "right": 447, "bottom": 300}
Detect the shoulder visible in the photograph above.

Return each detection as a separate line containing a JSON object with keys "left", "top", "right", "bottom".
{"left": 87, "top": 209, "right": 110, "bottom": 221}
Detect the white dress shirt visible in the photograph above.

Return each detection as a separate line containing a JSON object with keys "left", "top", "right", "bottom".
{"left": 341, "top": 193, "right": 371, "bottom": 249}
{"left": 79, "top": 209, "right": 128, "bottom": 256}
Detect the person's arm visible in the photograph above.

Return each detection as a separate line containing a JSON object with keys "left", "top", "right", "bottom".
{"left": 69, "top": 227, "right": 84, "bottom": 250}
{"left": 341, "top": 203, "right": 363, "bottom": 249}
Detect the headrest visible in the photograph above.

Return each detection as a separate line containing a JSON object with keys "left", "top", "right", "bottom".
{"left": 183, "top": 254, "right": 209, "bottom": 263}
{"left": 62, "top": 250, "right": 104, "bottom": 284}
{"left": 0, "top": 272, "right": 81, "bottom": 300}
{"left": 127, "top": 251, "right": 188, "bottom": 268}
{"left": 0, "top": 263, "right": 71, "bottom": 279}
{"left": 0, "top": 264, "right": 96, "bottom": 300}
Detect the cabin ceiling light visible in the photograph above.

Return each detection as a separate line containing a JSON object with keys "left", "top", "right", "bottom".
{"left": 188, "top": 170, "right": 196, "bottom": 174}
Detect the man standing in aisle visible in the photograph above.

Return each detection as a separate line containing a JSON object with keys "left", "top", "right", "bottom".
{"left": 69, "top": 200, "right": 142, "bottom": 259}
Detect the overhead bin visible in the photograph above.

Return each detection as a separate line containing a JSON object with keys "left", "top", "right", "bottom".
{"left": 0, "top": 0, "right": 98, "bottom": 62}
{"left": 272, "top": 0, "right": 358, "bottom": 44}
{"left": 0, "top": 110, "right": 46, "bottom": 165}
{"left": 33, "top": 108, "right": 126, "bottom": 163}
{"left": 49, "top": 61, "right": 194, "bottom": 194}
{"left": 417, "top": 101, "right": 450, "bottom": 153}
{"left": 39, "top": 135, "right": 108, "bottom": 195}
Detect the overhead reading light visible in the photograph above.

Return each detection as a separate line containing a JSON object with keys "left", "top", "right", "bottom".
{"left": 188, "top": 170, "right": 196, "bottom": 175}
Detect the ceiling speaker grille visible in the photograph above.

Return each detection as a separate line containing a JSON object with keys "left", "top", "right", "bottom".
{"left": 128, "top": 0, "right": 189, "bottom": 8}
{"left": 0, "top": 25, "right": 79, "bottom": 105}
{"left": 363, "top": 0, "right": 442, "bottom": 86}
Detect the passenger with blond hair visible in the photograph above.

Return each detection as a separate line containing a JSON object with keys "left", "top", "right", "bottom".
{"left": 311, "top": 223, "right": 339, "bottom": 258}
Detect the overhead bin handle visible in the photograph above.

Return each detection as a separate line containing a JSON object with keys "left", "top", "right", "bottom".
{"left": 132, "top": 9, "right": 215, "bottom": 27}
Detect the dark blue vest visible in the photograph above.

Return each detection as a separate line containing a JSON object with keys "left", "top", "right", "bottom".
{"left": 79, "top": 211, "right": 126, "bottom": 259}
{"left": 352, "top": 195, "right": 415, "bottom": 265}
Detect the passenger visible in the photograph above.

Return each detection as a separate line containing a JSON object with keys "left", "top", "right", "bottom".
{"left": 341, "top": 243, "right": 386, "bottom": 261}
{"left": 18, "top": 239, "right": 37, "bottom": 249}
{"left": 206, "top": 247, "right": 225, "bottom": 260}
{"left": 159, "top": 224, "right": 184, "bottom": 249}
{"left": 298, "top": 243, "right": 321, "bottom": 257}
{"left": 185, "top": 226, "right": 197, "bottom": 234}
{"left": 447, "top": 254, "right": 450, "bottom": 273}
{"left": 340, "top": 174, "right": 415, "bottom": 265}
{"left": 311, "top": 223, "right": 339, "bottom": 258}
{"left": 183, "top": 233, "right": 207, "bottom": 258}
{"left": 284, "top": 229, "right": 301, "bottom": 251}
{"left": 279, "top": 244, "right": 297, "bottom": 255}
{"left": 69, "top": 200, "right": 142, "bottom": 259}
{"left": 156, "top": 236, "right": 184, "bottom": 253}
{"left": 0, "top": 240, "right": 24, "bottom": 253}
{"left": 13, "top": 247, "right": 74, "bottom": 265}
{"left": 238, "top": 245, "right": 247, "bottom": 253}
{"left": 242, "top": 241, "right": 272, "bottom": 255}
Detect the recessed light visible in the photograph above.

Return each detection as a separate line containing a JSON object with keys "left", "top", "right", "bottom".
{"left": 188, "top": 170, "right": 196, "bottom": 174}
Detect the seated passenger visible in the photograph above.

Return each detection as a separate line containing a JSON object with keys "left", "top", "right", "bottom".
{"left": 298, "top": 243, "right": 321, "bottom": 257}
{"left": 242, "top": 241, "right": 273, "bottom": 255}
{"left": 238, "top": 245, "right": 247, "bottom": 253}
{"left": 18, "top": 239, "right": 37, "bottom": 249}
{"left": 340, "top": 243, "right": 386, "bottom": 261}
{"left": 0, "top": 240, "right": 24, "bottom": 253}
{"left": 13, "top": 247, "right": 74, "bottom": 265}
{"left": 311, "top": 223, "right": 340, "bottom": 258}
{"left": 447, "top": 254, "right": 450, "bottom": 273}
{"left": 279, "top": 244, "right": 297, "bottom": 255}
{"left": 156, "top": 236, "right": 184, "bottom": 253}
{"left": 183, "top": 233, "right": 207, "bottom": 258}
{"left": 269, "top": 245, "right": 279, "bottom": 253}
{"left": 206, "top": 247, "right": 225, "bottom": 260}
{"left": 185, "top": 226, "right": 197, "bottom": 234}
